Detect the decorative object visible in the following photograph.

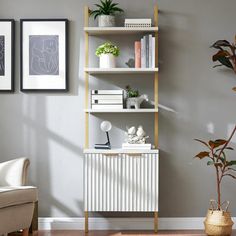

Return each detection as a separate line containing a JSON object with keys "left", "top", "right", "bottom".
{"left": 125, "top": 126, "right": 149, "bottom": 144}
{"left": 95, "top": 121, "right": 112, "bottom": 149}
{"left": 0, "top": 20, "right": 14, "bottom": 92}
{"left": 91, "top": 90, "right": 123, "bottom": 109}
{"left": 126, "top": 85, "right": 148, "bottom": 109}
{"left": 125, "top": 19, "right": 152, "bottom": 28}
{"left": 90, "top": 0, "right": 124, "bottom": 27}
{"left": 211, "top": 36, "right": 236, "bottom": 91}
{"left": 20, "top": 19, "right": 68, "bottom": 91}
{"left": 195, "top": 127, "right": 236, "bottom": 235}
{"left": 125, "top": 58, "right": 135, "bottom": 68}
{"left": 96, "top": 42, "right": 119, "bottom": 68}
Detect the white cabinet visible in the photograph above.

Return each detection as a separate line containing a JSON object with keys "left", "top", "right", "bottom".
{"left": 84, "top": 150, "right": 159, "bottom": 212}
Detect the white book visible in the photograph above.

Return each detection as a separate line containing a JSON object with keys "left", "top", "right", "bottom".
{"left": 125, "top": 19, "right": 152, "bottom": 24}
{"left": 149, "top": 34, "right": 152, "bottom": 68}
{"left": 152, "top": 37, "right": 156, "bottom": 68}
{"left": 92, "top": 104, "right": 123, "bottom": 110}
{"left": 141, "top": 38, "right": 145, "bottom": 68}
{"left": 92, "top": 99, "right": 123, "bottom": 104}
{"left": 122, "top": 143, "right": 152, "bottom": 148}
{"left": 91, "top": 90, "right": 123, "bottom": 95}
{"left": 91, "top": 95, "right": 123, "bottom": 100}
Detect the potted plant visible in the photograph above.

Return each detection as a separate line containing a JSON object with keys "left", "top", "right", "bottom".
{"left": 90, "top": 0, "right": 124, "bottom": 27}
{"left": 95, "top": 42, "right": 120, "bottom": 68}
{"left": 195, "top": 135, "right": 236, "bottom": 235}
{"left": 126, "top": 85, "right": 148, "bottom": 109}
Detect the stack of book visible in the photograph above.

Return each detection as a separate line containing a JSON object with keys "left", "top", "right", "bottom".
{"left": 125, "top": 19, "right": 152, "bottom": 28}
{"left": 134, "top": 35, "right": 155, "bottom": 68}
{"left": 91, "top": 90, "right": 124, "bottom": 110}
{"left": 122, "top": 143, "right": 152, "bottom": 150}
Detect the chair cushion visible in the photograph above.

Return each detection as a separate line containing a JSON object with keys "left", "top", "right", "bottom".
{"left": 0, "top": 186, "right": 37, "bottom": 209}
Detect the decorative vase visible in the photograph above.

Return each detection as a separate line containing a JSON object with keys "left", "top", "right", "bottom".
{"left": 204, "top": 204, "right": 234, "bottom": 236}
{"left": 98, "top": 15, "right": 115, "bottom": 27}
{"left": 99, "top": 53, "right": 116, "bottom": 68}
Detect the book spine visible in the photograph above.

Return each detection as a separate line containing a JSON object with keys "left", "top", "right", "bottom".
{"left": 91, "top": 104, "right": 123, "bottom": 109}
{"left": 91, "top": 95, "right": 123, "bottom": 100}
{"left": 91, "top": 90, "right": 123, "bottom": 95}
{"left": 141, "top": 38, "right": 145, "bottom": 68}
{"left": 144, "top": 35, "right": 149, "bottom": 68}
{"left": 149, "top": 35, "right": 152, "bottom": 68}
{"left": 135, "top": 41, "right": 141, "bottom": 68}
{"left": 152, "top": 37, "right": 156, "bottom": 68}
{"left": 125, "top": 19, "right": 152, "bottom": 24}
{"left": 92, "top": 99, "right": 123, "bottom": 105}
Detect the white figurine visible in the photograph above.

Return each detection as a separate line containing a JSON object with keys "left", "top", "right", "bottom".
{"left": 125, "top": 125, "right": 149, "bottom": 144}
{"left": 126, "top": 94, "right": 148, "bottom": 109}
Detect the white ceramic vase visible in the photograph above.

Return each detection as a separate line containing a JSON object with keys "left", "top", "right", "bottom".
{"left": 98, "top": 15, "right": 115, "bottom": 27}
{"left": 99, "top": 53, "right": 116, "bottom": 68}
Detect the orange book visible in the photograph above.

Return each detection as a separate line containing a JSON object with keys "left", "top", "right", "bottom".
{"left": 135, "top": 41, "right": 141, "bottom": 68}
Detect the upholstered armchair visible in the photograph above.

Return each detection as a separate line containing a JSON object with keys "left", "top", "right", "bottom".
{"left": 0, "top": 158, "right": 38, "bottom": 236}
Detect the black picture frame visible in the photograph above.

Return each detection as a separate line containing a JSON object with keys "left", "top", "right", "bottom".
{"left": 0, "top": 19, "right": 15, "bottom": 92}
{"left": 20, "top": 19, "right": 68, "bottom": 92}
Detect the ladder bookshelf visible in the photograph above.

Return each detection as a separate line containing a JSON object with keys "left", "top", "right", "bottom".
{"left": 83, "top": 4, "right": 159, "bottom": 233}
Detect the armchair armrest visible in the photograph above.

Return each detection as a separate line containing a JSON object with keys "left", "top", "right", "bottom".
{"left": 0, "top": 158, "right": 30, "bottom": 186}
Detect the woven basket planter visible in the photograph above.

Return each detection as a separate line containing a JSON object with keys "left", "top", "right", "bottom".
{"left": 204, "top": 200, "right": 234, "bottom": 236}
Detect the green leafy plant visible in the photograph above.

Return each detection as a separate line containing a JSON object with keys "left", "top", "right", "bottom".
{"left": 95, "top": 42, "right": 120, "bottom": 57}
{"left": 195, "top": 125, "right": 236, "bottom": 210}
{"left": 126, "top": 85, "right": 139, "bottom": 98}
{"left": 90, "top": 0, "right": 124, "bottom": 20}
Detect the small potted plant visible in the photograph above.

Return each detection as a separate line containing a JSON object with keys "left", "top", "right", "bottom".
{"left": 195, "top": 135, "right": 236, "bottom": 235}
{"left": 90, "top": 0, "right": 124, "bottom": 27}
{"left": 95, "top": 42, "right": 120, "bottom": 68}
{"left": 126, "top": 85, "right": 148, "bottom": 109}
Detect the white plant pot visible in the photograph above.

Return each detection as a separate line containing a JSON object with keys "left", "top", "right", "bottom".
{"left": 99, "top": 54, "right": 116, "bottom": 68}
{"left": 98, "top": 15, "right": 115, "bottom": 27}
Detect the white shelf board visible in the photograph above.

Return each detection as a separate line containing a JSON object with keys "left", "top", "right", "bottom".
{"left": 84, "top": 27, "right": 159, "bottom": 35}
{"left": 84, "top": 108, "right": 158, "bottom": 113}
{"left": 85, "top": 68, "right": 159, "bottom": 74}
{"left": 84, "top": 148, "right": 159, "bottom": 154}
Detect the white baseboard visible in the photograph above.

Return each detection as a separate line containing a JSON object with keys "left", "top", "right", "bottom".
{"left": 38, "top": 217, "right": 236, "bottom": 230}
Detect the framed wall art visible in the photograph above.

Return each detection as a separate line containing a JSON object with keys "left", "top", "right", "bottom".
{"left": 0, "top": 20, "right": 14, "bottom": 92}
{"left": 20, "top": 19, "right": 68, "bottom": 91}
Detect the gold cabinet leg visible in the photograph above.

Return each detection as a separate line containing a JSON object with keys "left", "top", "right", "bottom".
{"left": 22, "top": 228, "right": 29, "bottom": 236}
{"left": 85, "top": 211, "right": 89, "bottom": 233}
{"left": 154, "top": 211, "right": 158, "bottom": 233}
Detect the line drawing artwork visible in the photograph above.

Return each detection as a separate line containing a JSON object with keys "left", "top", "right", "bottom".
{"left": 29, "top": 35, "right": 59, "bottom": 76}
{"left": 0, "top": 36, "right": 5, "bottom": 76}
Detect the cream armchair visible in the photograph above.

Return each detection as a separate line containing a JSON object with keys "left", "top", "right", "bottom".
{"left": 0, "top": 158, "right": 38, "bottom": 236}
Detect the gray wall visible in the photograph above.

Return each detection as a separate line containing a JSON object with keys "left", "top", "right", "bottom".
{"left": 0, "top": 0, "right": 236, "bottom": 217}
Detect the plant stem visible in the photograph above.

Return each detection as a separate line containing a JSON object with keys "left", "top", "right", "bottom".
{"left": 216, "top": 166, "right": 221, "bottom": 209}
{"left": 216, "top": 124, "right": 236, "bottom": 209}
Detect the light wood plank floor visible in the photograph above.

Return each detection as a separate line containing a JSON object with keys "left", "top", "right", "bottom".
{"left": 9, "top": 231, "right": 236, "bottom": 236}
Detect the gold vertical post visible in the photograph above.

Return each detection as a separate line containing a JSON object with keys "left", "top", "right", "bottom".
{"left": 154, "top": 4, "right": 159, "bottom": 148}
{"left": 84, "top": 6, "right": 89, "bottom": 149}
{"left": 154, "top": 211, "right": 158, "bottom": 233}
{"left": 85, "top": 211, "right": 89, "bottom": 233}
{"left": 154, "top": 5, "right": 159, "bottom": 234}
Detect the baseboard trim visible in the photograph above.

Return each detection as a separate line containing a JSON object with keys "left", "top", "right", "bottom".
{"left": 38, "top": 217, "right": 236, "bottom": 230}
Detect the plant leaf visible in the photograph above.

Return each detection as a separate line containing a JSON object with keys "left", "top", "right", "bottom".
{"left": 211, "top": 40, "right": 232, "bottom": 49}
{"left": 212, "top": 50, "right": 232, "bottom": 62}
{"left": 207, "top": 161, "right": 214, "bottom": 165}
{"left": 233, "top": 87, "right": 236, "bottom": 92}
{"left": 195, "top": 151, "right": 210, "bottom": 159}
{"left": 226, "top": 160, "right": 236, "bottom": 166}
